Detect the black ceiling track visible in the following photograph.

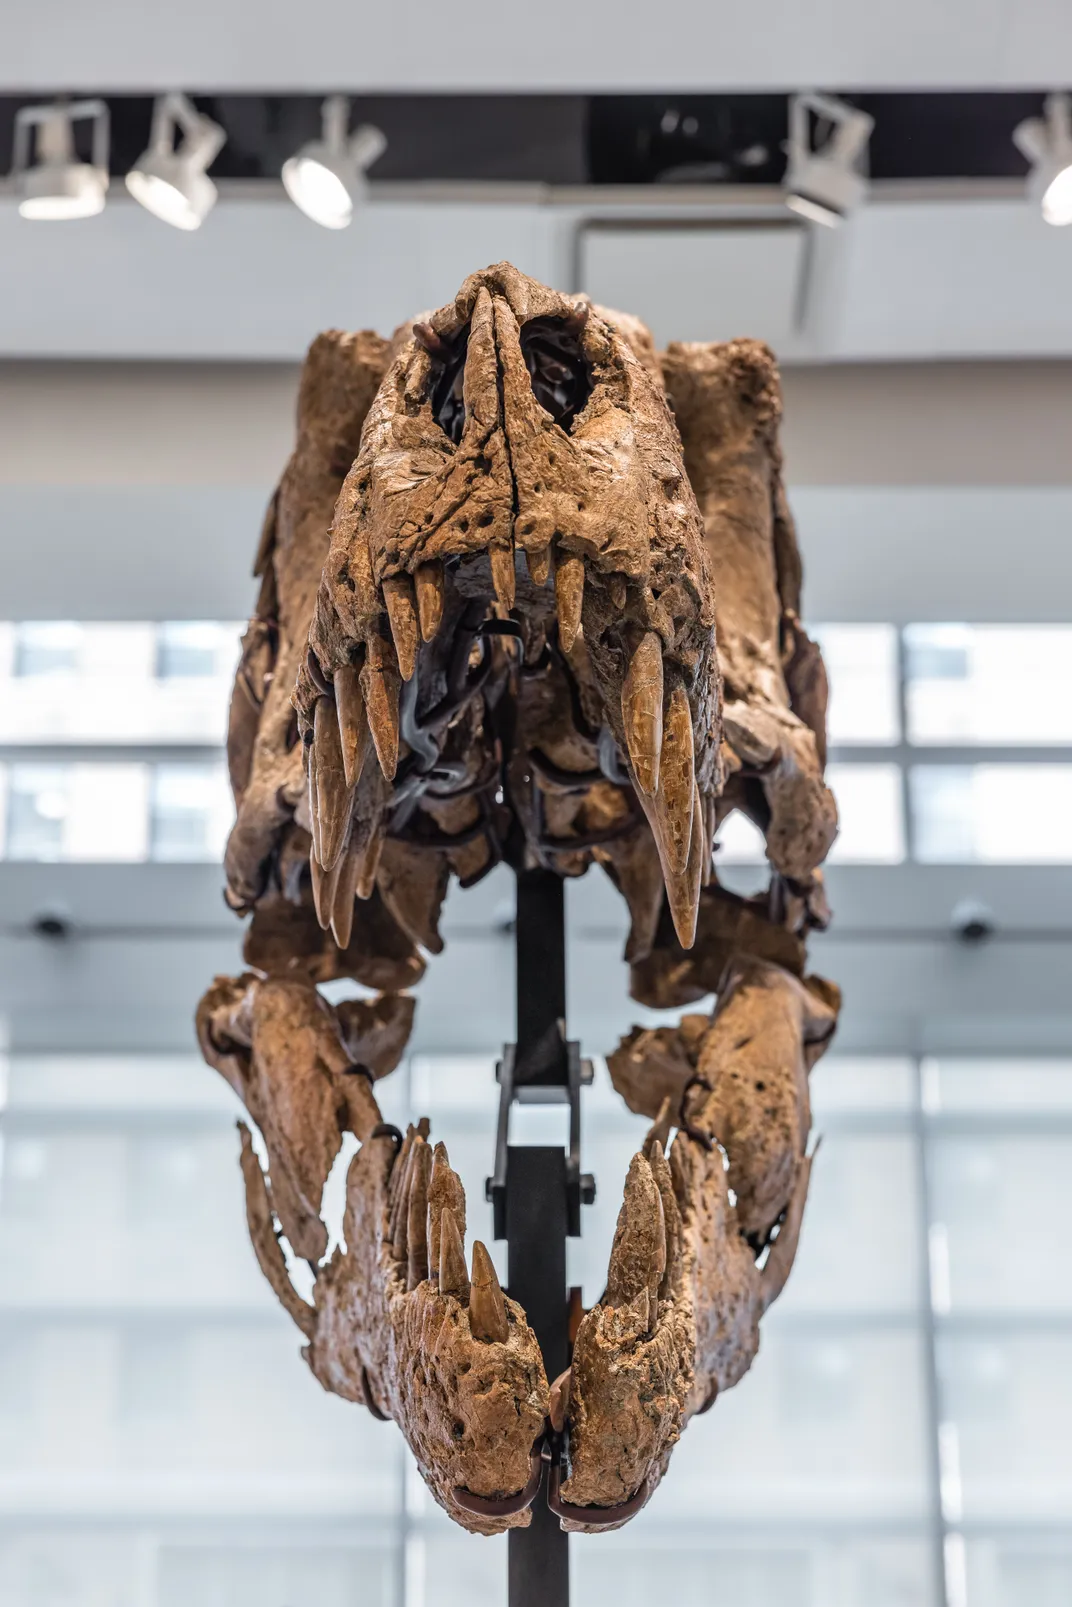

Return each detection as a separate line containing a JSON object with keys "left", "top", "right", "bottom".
{"left": 0, "top": 91, "right": 1060, "bottom": 188}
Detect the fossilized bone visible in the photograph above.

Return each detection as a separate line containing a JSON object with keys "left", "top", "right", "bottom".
{"left": 196, "top": 263, "right": 841, "bottom": 1536}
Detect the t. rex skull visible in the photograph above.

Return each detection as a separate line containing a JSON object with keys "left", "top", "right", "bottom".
{"left": 197, "top": 263, "right": 842, "bottom": 1536}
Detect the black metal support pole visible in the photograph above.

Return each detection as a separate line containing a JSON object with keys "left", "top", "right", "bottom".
{"left": 505, "top": 867, "right": 571, "bottom": 1607}
{"left": 506, "top": 1147, "right": 570, "bottom": 1605}
{"left": 514, "top": 867, "right": 567, "bottom": 1080}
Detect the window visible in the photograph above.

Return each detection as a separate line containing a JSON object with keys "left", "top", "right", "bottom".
{"left": 150, "top": 764, "right": 232, "bottom": 863}
{"left": 811, "top": 624, "right": 900, "bottom": 746}
{"left": 0, "top": 621, "right": 242, "bottom": 745}
{"left": 12, "top": 621, "right": 83, "bottom": 678}
{"left": 905, "top": 625, "right": 1072, "bottom": 746}
{"left": 911, "top": 765, "right": 1072, "bottom": 863}
{"left": 0, "top": 763, "right": 228, "bottom": 863}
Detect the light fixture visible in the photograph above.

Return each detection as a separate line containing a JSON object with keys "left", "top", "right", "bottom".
{"left": 126, "top": 93, "right": 225, "bottom": 231}
{"left": 1013, "top": 93, "right": 1072, "bottom": 227}
{"left": 282, "top": 96, "right": 387, "bottom": 229}
{"left": 784, "top": 92, "right": 874, "bottom": 227}
{"left": 12, "top": 100, "right": 109, "bottom": 221}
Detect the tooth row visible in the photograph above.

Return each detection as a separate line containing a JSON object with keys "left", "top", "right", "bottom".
{"left": 305, "top": 644, "right": 400, "bottom": 931}
{"left": 602, "top": 1141, "right": 682, "bottom": 1338}
{"left": 383, "top": 1128, "right": 509, "bottom": 1340}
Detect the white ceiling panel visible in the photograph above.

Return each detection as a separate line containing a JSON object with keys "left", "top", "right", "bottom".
{"left": 834, "top": 201, "right": 1072, "bottom": 358}
{"left": 579, "top": 221, "right": 806, "bottom": 349}
{"left": 2, "top": 191, "right": 1072, "bottom": 363}
{"left": 3, "top": 0, "right": 1065, "bottom": 91}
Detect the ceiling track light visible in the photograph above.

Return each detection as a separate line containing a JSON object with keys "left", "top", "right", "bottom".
{"left": 12, "top": 99, "right": 109, "bottom": 221}
{"left": 282, "top": 95, "right": 387, "bottom": 229}
{"left": 1013, "top": 93, "right": 1072, "bottom": 227}
{"left": 126, "top": 93, "right": 225, "bottom": 231}
{"left": 784, "top": 92, "right": 874, "bottom": 228}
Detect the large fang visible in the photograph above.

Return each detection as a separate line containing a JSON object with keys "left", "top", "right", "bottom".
{"left": 490, "top": 546, "right": 517, "bottom": 612}
{"left": 334, "top": 664, "right": 371, "bottom": 790}
{"left": 354, "top": 827, "right": 385, "bottom": 901}
{"left": 415, "top": 561, "right": 445, "bottom": 642}
{"left": 647, "top": 1138, "right": 681, "bottom": 1301}
{"left": 555, "top": 553, "right": 585, "bottom": 652}
{"left": 314, "top": 697, "right": 353, "bottom": 872}
{"left": 438, "top": 1207, "right": 470, "bottom": 1298}
{"left": 622, "top": 632, "right": 664, "bottom": 797}
{"left": 360, "top": 634, "right": 401, "bottom": 782}
{"left": 469, "top": 1240, "right": 509, "bottom": 1343}
{"left": 659, "top": 684, "right": 695, "bottom": 877}
{"left": 526, "top": 547, "right": 551, "bottom": 586}
{"left": 329, "top": 836, "right": 362, "bottom": 948}
{"left": 427, "top": 1141, "right": 466, "bottom": 1276}
{"left": 389, "top": 1135, "right": 419, "bottom": 1258}
{"left": 406, "top": 1139, "right": 433, "bottom": 1291}
{"left": 383, "top": 574, "right": 420, "bottom": 682}
{"left": 306, "top": 746, "right": 323, "bottom": 867}
{"left": 664, "top": 780, "right": 703, "bottom": 949}
{"left": 605, "top": 1153, "right": 665, "bottom": 1318}
{"left": 311, "top": 847, "right": 344, "bottom": 931}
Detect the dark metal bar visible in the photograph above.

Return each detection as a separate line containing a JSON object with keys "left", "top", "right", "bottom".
{"left": 505, "top": 867, "right": 572, "bottom": 1606}
{"left": 514, "top": 868, "right": 567, "bottom": 1083}
{"left": 506, "top": 1145, "right": 570, "bottom": 1607}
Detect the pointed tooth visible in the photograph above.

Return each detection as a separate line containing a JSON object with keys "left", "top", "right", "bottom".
{"left": 389, "top": 1137, "right": 419, "bottom": 1257}
{"left": 427, "top": 1141, "right": 466, "bottom": 1277}
{"left": 306, "top": 747, "right": 323, "bottom": 867}
{"left": 334, "top": 664, "right": 371, "bottom": 790}
{"left": 605, "top": 1153, "right": 664, "bottom": 1313}
{"left": 658, "top": 684, "right": 695, "bottom": 877}
{"left": 314, "top": 696, "right": 353, "bottom": 872}
{"left": 354, "top": 827, "right": 385, "bottom": 901}
{"left": 554, "top": 552, "right": 584, "bottom": 652}
{"left": 382, "top": 574, "right": 420, "bottom": 682}
{"left": 548, "top": 1367, "right": 571, "bottom": 1435}
{"left": 665, "top": 781, "right": 703, "bottom": 949}
{"left": 415, "top": 561, "right": 445, "bottom": 642}
{"left": 490, "top": 545, "right": 516, "bottom": 612}
{"left": 329, "top": 836, "right": 361, "bottom": 949}
{"left": 622, "top": 632, "right": 664, "bottom": 798}
{"left": 648, "top": 1139, "right": 682, "bottom": 1302}
{"left": 311, "top": 849, "right": 344, "bottom": 932}
{"left": 406, "top": 1140, "right": 433, "bottom": 1291}
{"left": 359, "top": 634, "right": 401, "bottom": 782}
{"left": 416, "top": 1116, "right": 431, "bottom": 1141}
{"left": 525, "top": 546, "right": 551, "bottom": 586}
{"left": 701, "top": 792, "right": 715, "bottom": 888}
{"left": 469, "top": 1241, "right": 509, "bottom": 1343}
{"left": 389, "top": 1124, "right": 415, "bottom": 1210}
{"left": 438, "top": 1207, "right": 470, "bottom": 1298}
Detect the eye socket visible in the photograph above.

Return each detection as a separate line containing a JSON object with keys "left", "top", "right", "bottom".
{"left": 519, "top": 316, "right": 594, "bottom": 431}
{"left": 428, "top": 325, "right": 470, "bottom": 445}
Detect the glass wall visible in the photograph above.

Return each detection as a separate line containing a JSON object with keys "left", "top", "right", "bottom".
{"left": 0, "top": 1050, "right": 1066, "bottom": 1607}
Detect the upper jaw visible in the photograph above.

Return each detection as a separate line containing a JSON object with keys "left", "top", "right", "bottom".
{"left": 295, "top": 263, "right": 722, "bottom": 950}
